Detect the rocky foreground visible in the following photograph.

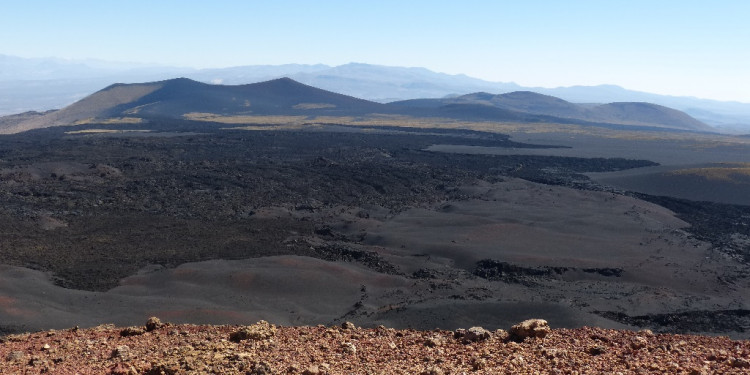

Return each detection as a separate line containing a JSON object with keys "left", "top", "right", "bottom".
{"left": 1, "top": 318, "right": 748, "bottom": 374}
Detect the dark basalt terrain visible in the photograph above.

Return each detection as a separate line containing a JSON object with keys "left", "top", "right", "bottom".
{"left": 0, "top": 120, "right": 651, "bottom": 291}
{"left": 0, "top": 118, "right": 749, "bottom": 339}
{"left": 631, "top": 193, "right": 750, "bottom": 264}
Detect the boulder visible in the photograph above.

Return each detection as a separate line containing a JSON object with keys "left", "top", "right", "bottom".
{"left": 229, "top": 320, "right": 277, "bottom": 342}
{"left": 454, "top": 326, "right": 491, "bottom": 343}
{"left": 510, "top": 319, "right": 550, "bottom": 341}
{"left": 120, "top": 327, "right": 145, "bottom": 337}
{"left": 145, "top": 317, "right": 165, "bottom": 332}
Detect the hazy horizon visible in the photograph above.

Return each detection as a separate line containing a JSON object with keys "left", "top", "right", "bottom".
{"left": 2, "top": 1, "right": 749, "bottom": 103}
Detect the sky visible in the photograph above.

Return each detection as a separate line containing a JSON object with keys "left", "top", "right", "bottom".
{"left": 2, "top": 0, "right": 749, "bottom": 102}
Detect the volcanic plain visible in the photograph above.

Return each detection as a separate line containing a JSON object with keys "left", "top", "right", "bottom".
{"left": 0, "top": 78, "right": 749, "bottom": 342}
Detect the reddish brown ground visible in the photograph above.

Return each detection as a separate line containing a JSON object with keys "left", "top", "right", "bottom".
{"left": 1, "top": 319, "right": 748, "bottom": 374}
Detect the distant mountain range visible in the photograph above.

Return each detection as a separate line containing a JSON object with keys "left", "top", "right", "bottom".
{"left": 1, "top": 77, "right": 713, "bottom": 134}
{"left": 2, "top": 55, "right": 748, "bottom": 132}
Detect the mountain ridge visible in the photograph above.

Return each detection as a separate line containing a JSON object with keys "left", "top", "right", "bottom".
{"left": 1, "top": 77, "right": 712, "bottom": 134}
{"left": 2, "top": 55, "right": 748, "bottom": 130}
{"left": 2, "top": 77, "right": 389, "bottom": 133}
{"left": 392, "top": 90, "right": 712, "bottom": 132}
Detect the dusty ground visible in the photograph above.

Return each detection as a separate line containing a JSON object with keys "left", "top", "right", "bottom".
{"left": 1, "top": 319, "right": 748, "bottom": 374}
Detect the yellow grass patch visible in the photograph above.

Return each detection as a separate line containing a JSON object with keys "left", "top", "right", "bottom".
{"left": 65, "top": 129, "right": 152, "bottom": 135}
{"left": 181, "top": 112, "right": 750, "bottom": 147}
{"left": 670, "top": 163, "right": 750, "bottom": 182}
{"left": 292, "top": 103, "right": 336, "bottom": 109}
{"left": 72, "top": 117, "right": 145, "bottom": 125}
{"left": 227, "top": 124, "right": 326, "bottom": 131}
{"left": 183, "top": 113, "right": 311, "bottom": 124}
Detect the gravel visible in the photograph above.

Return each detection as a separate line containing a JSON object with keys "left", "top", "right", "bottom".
{"left": 1, "top": 319, "right": 748, "bottom": 374}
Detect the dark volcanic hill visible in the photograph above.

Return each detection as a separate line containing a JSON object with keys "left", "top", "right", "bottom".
{"left": 460, "top": 91, "right": 590, "bottom": 120}
{"left": 1, "top": 77, "right": 713, "bottom": 134}
{"left": 3, "top": 78, "right": 386, "bottom": 133}
{"left": 391, "top": 91, "right": 713, "bottom": 132}
{"left": 591, "top": 102, "right": 710, "bottom": 130}
{"left": 119, "top": 77, "right": 385, "bottom": 117}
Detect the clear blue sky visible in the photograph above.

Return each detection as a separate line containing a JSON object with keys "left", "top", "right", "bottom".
{"left": 2, "top": 0, "right": 749, "bottom": 102}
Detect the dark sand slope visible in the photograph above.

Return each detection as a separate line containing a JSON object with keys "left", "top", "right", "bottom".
{"left": 0, "top": 256, "right": 624, "bottom": 334}
{"left": 341, "top": 179, "right": 748, "bottom": 327}
{"left": 589, "top": 163, "right": 750, "bottom": 206}
{"left": 1, "top": 179, "right": 745, "bottom": 337}
{"left": 0, "top": 257, "right": 407, "bottom": 333}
